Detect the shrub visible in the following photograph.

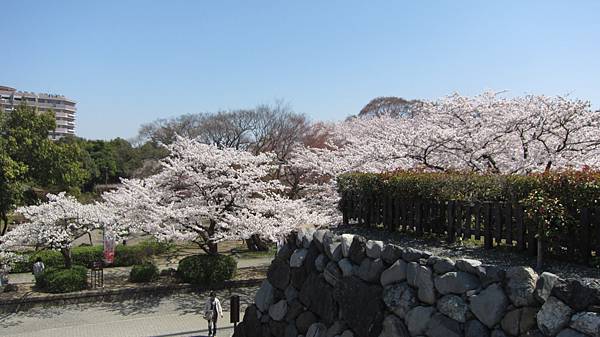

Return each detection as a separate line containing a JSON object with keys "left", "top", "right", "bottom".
{"left": 10, "top": 240, "right": 172, "bottom": 273}
{"left": 35, "top": 265, "right": 88, "bottom": 293}
{"left": 129, "top": 262, "right": 159, "bottom": 283}
{"left": 177, "top": 254, "right": 237, "bottom": 286}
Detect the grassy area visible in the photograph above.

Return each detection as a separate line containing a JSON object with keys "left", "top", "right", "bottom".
{"left": 230, "top": 244, "right": 276, "bottom": 259}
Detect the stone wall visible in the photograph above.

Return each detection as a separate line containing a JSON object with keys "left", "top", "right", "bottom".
{"left": 232, "top": 229, "right": 600, "bottom": 337}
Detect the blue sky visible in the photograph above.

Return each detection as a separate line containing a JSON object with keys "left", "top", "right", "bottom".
{"left": 2, "top": 1, "right": 599, "bottom": 140}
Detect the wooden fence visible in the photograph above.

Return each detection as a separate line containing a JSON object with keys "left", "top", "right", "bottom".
{"left": 340, "top": 197, "right": 600, "bottom": 264}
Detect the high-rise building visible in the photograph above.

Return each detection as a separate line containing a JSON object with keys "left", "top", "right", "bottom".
{"left": 0, "top": 85, "right": 76, "bottom": 139}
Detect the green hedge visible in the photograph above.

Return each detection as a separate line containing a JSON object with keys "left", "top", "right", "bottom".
{"left": 35, "top": 265, "right": 88, "bottom": 293}
{"left": 11, "top": 240, "right": 172, "bottom": 273}
{"left": 177, "top": 254, "right": 237, "bottom": 286}
{"left": 129, "top": 262, "right": 159, "bottom": 283}
{"left": 338, "top": 170, "right": 600, "bottom": 209}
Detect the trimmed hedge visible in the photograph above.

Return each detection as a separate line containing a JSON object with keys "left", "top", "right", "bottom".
{"left": 11, "top": 240, "right": 172, "bottom": 273}
{"left": 129, "top": 262, "right": 159, "bottom": 283}
{"left": 177, "top": 254, "right": 237, "bottom": 286}
{"left": 35, "top": 265, "right": 88, "bottom": 293}
{"left": 338, "top": 170, "right": 600, "bottom": 209}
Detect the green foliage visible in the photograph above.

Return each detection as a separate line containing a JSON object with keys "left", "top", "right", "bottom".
{"left": 338, "top": 170, "right": 600, "bottom": 208}
{"left": 10, "top": 240, "right": 172, "bottom": 273}
{"left": 35, "top": 265, "right": 88, "bottom": 293}
{"left": 177, "top": 254, "right": 237, "bottom": 286}
{"left": 129, "top": 262, "right": 159, "bottom": 283}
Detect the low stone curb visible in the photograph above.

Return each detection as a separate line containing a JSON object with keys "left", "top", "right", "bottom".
{"left": 0, "top": 278, "right": 264, "bottom": 314}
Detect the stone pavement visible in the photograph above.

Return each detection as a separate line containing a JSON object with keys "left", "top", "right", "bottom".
{"left": 0, "top": 287, "right": 258, "bottom": 337}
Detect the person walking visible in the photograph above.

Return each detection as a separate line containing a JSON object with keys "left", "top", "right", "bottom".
{"left": 32, "top": 257, "right": 45, "bottom": 277}
{"left": 203, "top": 291, "right": 223, "bottom": 336}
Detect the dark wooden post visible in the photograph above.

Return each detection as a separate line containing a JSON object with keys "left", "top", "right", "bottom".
{"left": 415, "top": 200, "right": 423, "bottom": 236}
{"left": 484, "top": 202, "right": 493, "bottom": 249}
{"left": 581, "top": 208, "right": 592, "bottom": 266}
{"left": 515, "top": 205, "right": 525, "bottom": 251}
{"left": 494, "top": 202, "right": 503, "bottom": 246}
{"left": 447, "top": 200, "right": 456, "bottom": 243}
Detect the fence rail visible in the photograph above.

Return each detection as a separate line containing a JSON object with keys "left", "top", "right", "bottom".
{"left": 340, "top": 197, "right": 600, "bottom": 264}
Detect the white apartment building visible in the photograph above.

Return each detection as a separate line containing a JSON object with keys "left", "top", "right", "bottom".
{"left": 0, "top": 85, "right": 76, "bottom": 139}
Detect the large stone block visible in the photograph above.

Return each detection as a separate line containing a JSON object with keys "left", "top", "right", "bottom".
{"left": 267, "top": 258, "right": 291, "bottom": 290}
{"left": 334, "top": 276, "right": 384, "bottom": 337}
{"left": 505, "top": 266, "right": 539, "bottom": 307}
{"left": 537, "top": 296, "right": 573, "bottom": 336}
{"left": 469, "top": 283, "right": 509, "bottom": 328}
{"left": 379, "top": 314, "right": 410, "bottom": 337}
{"left": 437, "top": 295, "right": 469, "bottom": 323}
{"left": 357, "top": 258, "right": 385, "bottom": 283}
{"left": 380, "top": 259, "right": 407, "bottom": 286}
{"left": 255, "top": 280, "right": 276, "bottom": 313}
{"left": 434, "top": 271, "right": 481, "bottom": 295}
{"left": 406, "top": 306, "right": 435, "bottom": 336}
{"left": 383, "top": 282, "right": 417, "bottom": 318}
{"left": 425, "top": 313, "right": 463, "bottom": 337}
{"left": 299, "top": 273, "right": 337, "bottom": 325}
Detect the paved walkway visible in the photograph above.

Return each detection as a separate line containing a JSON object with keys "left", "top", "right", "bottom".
{"left": 0, "top": 287, "right": 258, "bottom": 337}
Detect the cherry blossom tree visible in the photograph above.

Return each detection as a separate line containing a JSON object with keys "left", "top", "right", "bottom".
{"left": 104, "top": 136, "right": 328, "bottom": 255}
{"left": 296, "top": 92, "right": 600, "bottom": 176}
{"left": 1, "top": 193, "right": 111, "bottom": 268}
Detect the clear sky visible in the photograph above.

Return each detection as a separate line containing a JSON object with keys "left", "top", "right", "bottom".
{"left": 2, "top": 1, "right": 599, "bottom": 140}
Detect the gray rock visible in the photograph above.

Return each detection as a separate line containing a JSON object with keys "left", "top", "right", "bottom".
{"left": 552, "top": 279, "right": 600, "bottom": 312}
{"left": 324, "top": 261, "right": 342, "bottom": 286}
{"left": 500, "top": 307, "right": 538, "bottom": 336}
{"left": 425, "top": 313, "right": 462, "bottom": 337}
{"left": 268, "top": 300, "right": 288, "bottom": 321}
{"left": 290, "top": 248, "right": 309, "bottom": 268}
{"left": 313, "top": 229, "right": 329, "bottom": 252}
{"left": 479, "top": 265, "right": 506, "bottom": 287}
{"left": 506, "top": 266, "right": 539, "bottom": 307}
{"left": 381, "top": 244, "right": 403, "bottom": 264}
{"left": 284, "top": 285, "right": 299, "bottom": 302}
{"left": 326, "top": 241, "right": 343, "bottom": 262}
{"left": 434, "top": 271, "right": 480, "bottom": 295}
{"left": 417, "top": 265, "right": 436, "bottom": 305}
{"left": 315, "top": 254, "right": 328, "bottom": 272}
{"left": 383, "top": 283, "right": 417, "bottom": 318}
{"left": 326, "top": 321, "right": 347, "bottom": 337}
{"left": 366, "top": 240, "right": 384, "bottom": 259}
{"left": 302, "top": 228, "right": 316, "bottom": 248}
{"left": 340, "top": 330, "right": 355, "bottom": 337}
{"left": 284, "top": 300, "right": 303, "bottom": 322}
{"left": 255, "top": 280, "right": 276, "bottom": 312}
{"left": 557, "top": 328, "right": 589, "bottom": 337}
{"left": 380, "top": 259, "right": 407, "bottom": 286}
{"left": 407, "top": 262, "right": 419, "bottom": 287}
{"left": 340, "top": 234, "right": 355, "bottom": 258}
{"left": 296, "top": 311, "right": 318, "bottom": 334}
{"left": 358, "top": 258, "right": 385, "bottom": 283}
{"left": 465, "top": 319, "right": 490, "bottom": 337}
{"left": 299, "top": 273, "right": 338, "bottom": 325}
{"left": 437, "top": 295, "right": 469, "bottom": 323}
{"left": 469, "top": 283, "right": 509, "bottom": 328}
{"left": 267, "top": 258, "right": 291, "bottom": 290}
{"left": 379, "top": 314, "right": 410, "bottom": 337}
{"left": 403, "top": 247, "right": 430, "bottom": 262}
{"left": 270, "top": 320, "right": 287, "bottom": 336}
{"left": 406, "top": 306, "right": 436, "bottom": 336}
{"left": 306, "top": 322, "right": 328, "bottom": 337}
{"left": 333, "top": 276, "right": 384, "bottom": 337}
{"left": 338, "top": 258, "right": 354, "bottom": 277}
{"left": 569, "top": 311, "right": 600, "bottom": 337}
{"left": 349, "top": 235, "right": 367, "bottom": 265}
{"left": 432, "top": 257, "right": 456, "bottom": 274}
{"left": 285, "top": 323, "right": 298, "bottom": 337}
{"left": 491, "top": 329, "right": 507, "bottom": 337}
{"left": 455, "top": 258, "right": 483, "bottom": 274}
{"left": 537, "top": 296, "right": 573, "bottom": 336}
{"left": 535, "top": 272, "right": 560, "bottom": 303}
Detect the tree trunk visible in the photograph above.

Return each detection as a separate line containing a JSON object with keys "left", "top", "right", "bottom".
{"left": 88, "top": 232, "right": 93, "bottom": 246}
{"left": 246, "top": 234, "right": 269, "bottom": 251}
{"left": 208, "top": 242, "right": 218, "bottom": 255}
{"left": 0, "top": 213, "right": 7, "bottom": 236}
{"left": 61, "top": 248, "right": 73, "bottom": 269}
